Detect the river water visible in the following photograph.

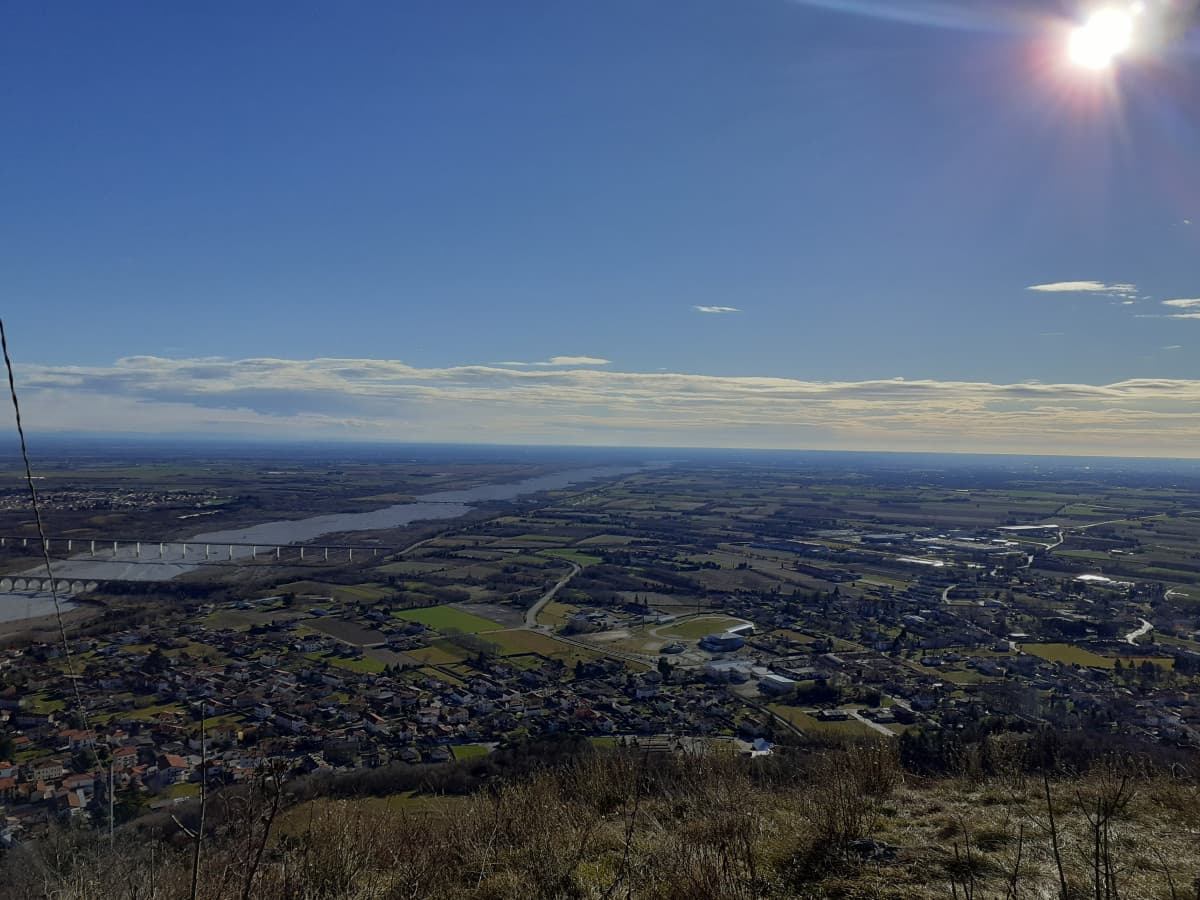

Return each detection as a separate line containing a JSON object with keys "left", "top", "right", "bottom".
{"left": 0, "top": 464, "right": 639, "bottom": 623}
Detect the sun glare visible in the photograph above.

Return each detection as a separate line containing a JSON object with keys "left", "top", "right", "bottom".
{"left": 1069, "top": 7, "right": 1136, "bottom": 70}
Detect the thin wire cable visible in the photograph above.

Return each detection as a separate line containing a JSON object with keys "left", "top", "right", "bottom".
{"left": 0, "top": 318, "right": 88, "bottom": 731}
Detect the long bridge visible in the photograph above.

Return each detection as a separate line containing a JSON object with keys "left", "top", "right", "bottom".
{"left": 0, "top": 535, "right": 384, "bottom": 563}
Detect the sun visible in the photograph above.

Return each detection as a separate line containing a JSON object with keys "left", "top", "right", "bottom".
{"left": 1068, "top": 7, "right": 1136, "bottom": 70}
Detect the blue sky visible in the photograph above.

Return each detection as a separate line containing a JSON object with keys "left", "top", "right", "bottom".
{"left": 3, "top": 1, "right": 1199, "bottom": 454}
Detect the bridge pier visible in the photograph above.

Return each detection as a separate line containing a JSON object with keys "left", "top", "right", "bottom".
{"left": 0, "top": 535, "right": 379, "bottom": 568}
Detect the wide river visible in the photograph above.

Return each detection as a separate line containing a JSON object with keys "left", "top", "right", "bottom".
{"left": 0, "top": 464, "right": 640, "bottom": 623}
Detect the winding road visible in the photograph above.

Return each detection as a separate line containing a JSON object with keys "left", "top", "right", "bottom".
{"left": 1125, "top": 618, "right": 1153, "bottom": 646}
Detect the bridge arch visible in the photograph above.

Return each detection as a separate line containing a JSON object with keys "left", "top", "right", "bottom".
{"left": 85, "top": 581, "right": 98, "bottom": 592}
{"left": 13, "top": 578, "right": 27, "bottom": 591}
{"left": 56, "top": 580, "right": 72, "bottom": 594}
{"left": 71, "top": 581, "right": 85, "bottom": 594}
{"left": 0, "top": 578, "right": 10, "bottom": 592}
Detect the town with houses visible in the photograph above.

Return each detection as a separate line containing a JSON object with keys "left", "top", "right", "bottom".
{"left": 2, "top": 459, "right": 1200, "bottom": 843}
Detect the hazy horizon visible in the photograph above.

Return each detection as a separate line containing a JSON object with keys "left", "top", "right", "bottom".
{"left": 10, "top": 433, "right": 1200, "bottom": 469}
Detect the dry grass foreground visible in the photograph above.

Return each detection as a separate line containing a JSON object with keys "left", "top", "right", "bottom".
{"left": 5, "top": 744, "right": 1200, "bottom": 899}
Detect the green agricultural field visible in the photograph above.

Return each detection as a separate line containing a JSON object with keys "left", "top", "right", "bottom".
{"left": 938, "top": 669, "right": 991, "bottom": 685}
{"left": 539, "top": 548, "right": 603, "bottom": 566}
{"left": 537, "top": 600, "right": 580, "bottom": 628}
{"left": 27, "top": 693, "right": 65, "bottom": 714}
{"left": 767, "top": 705, "right": 879, "bottom": 738}
{"left": 771, "top": 629, "right": 817, "bottom": 645}
{"left": 1023, "top": 642, "right": 1174, "bottom": 670}
{"left": 661, "top": 615, "right": 750, "bottom": 640}
{"left": 393, "top": 605, "right": 504, "bottom": 634}
{"left": 488, "top": 629, "right": 603, "bottom": 665}
{"left": 376, "top": 561, "right": 450, "bottom": 576}
{"left": 452, "top": 743, "right": 492, "bottom": 760}
{"left": 202, "top": 610, "right": 255, "bottom": 631}
{"left": 406, "top": 640, "right": 470, "bottom": 665}
{"left": 506, "top": 554, "right": 555, "bottom": 568}
{"left": 277, "top": 581, "right": 391, "bottom": 603}
{"left": 305, "top": 652, "right": 387, "bottom": 674}
{"left": 415, "top": 666, "right": 465, "bottom": 686}
{"left": 503, "top": 534, "right": 574, "bottom": 546}
{"left": 122, "top": 701, "right": 186, "bottom": 721}
{"left": 578, "top": 534, "right": 637, "bottom": 546}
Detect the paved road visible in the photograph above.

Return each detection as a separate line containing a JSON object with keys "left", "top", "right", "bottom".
{"left": 1125, "top": 618, "right": 1153, "bottom": 646}
{"left": 848, "top": 708, "right": 896, "bottom": 738}
{"left": 1078, "top": 514, "right": 1167, "bottom": 531}
{"left": 524, "top": 562, "right": 582, "bottom": 628}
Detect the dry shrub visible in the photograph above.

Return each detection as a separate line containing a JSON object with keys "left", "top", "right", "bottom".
{"left": 804, "top": 742, "right": 900, "bottom": 850}
{"left": 6, "top": 743, "right": 1200, "bottom": 900}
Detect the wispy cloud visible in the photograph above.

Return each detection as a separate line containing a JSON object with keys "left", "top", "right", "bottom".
{"left": 1027, "top": 281, "right": 1139, "bottom": 298}
{"left": 1163, "top": 345, "right": 1183, "bottom": 351}
{"left": 693, "top": 306, "right": 741, "bottom": 314}
{"left": 12, "top": 355, "right": 1200, "bottom": 456}
{"left": 494, "top": 356, "right": 611, "bottom": 367}
{"left": 1154, "top": 298, "right": 1200, "bottom": 320}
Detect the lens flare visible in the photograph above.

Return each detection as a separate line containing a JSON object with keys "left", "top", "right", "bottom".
{"left": 1068, "top": 7, "right": 1135, "bottom": 70}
